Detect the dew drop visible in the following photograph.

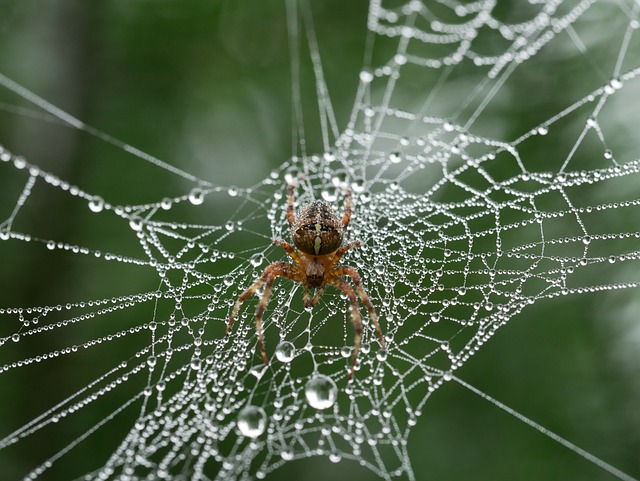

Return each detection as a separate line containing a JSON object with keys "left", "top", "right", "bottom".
{"left": 11, "top": 333, "right": 20, "bottom": 342}
{"left": 275, "top": 341, "right": 296, "bottom": 363}
{"left": 160, "top": 198, "right": 172, "bottom": 210}
{"left": 305, "top": 375, "right": 337, "bottom": 410}
{"left": 249, "top": 253, "right": 263, "bottom": 267}
{"left": 46, "top": 241, "right": 56, "bottom": 250}
{"left": 129, "top": 216, "right": 144, "bottom": 231}
{"left": 394, "top": 53, "right": 407, "bottom": 65}
{"left": 188, "top": 188, "right": 205, "bottom": 205}
{"left": 359, "top": 69, "right": 374, "bottom": 83}
{"left": 389, "top": 151, "right": 401, "bottom": 163}
{"left": 237, "top": 405, "right": 267, "bottom": 438}
{"left": 88, "top": 196, "right": 104, "bottom": 213}
{"left": 376, "top": 350, "right": 388, "bottom": 362}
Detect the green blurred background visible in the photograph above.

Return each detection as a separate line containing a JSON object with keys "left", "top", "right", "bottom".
{"left": 0, "top": 1, "right": 639, "bottom": 480}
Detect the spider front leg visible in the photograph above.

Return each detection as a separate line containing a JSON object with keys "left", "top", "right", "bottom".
{"left": 333, "top": 265, "right": 385, "bottom": 349}
{"left": 332, "top": 240, "right": 361, "bottom": 264}
{"left": 286, "top": 179, "right": 298, "bottom": 227}
{"left": 226, "top": 261, "right": 300, "bottom": 365}
{"left": 341, "top": 188, "right": 353, "bottom": 230}
{"left": 273, "top": 238, "right": 300, "bottom": 264}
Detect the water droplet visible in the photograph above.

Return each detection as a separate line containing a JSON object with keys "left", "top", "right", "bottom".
{"left": 275, "top": 341, "right": 296, "bottom": 363}
{"left": 147, "top": 355, "right": 157, "bottom": 368}
{"left": 359, "top": 69, "right": 374, "bottom": 83}
{"left": 46, "top": 241, "right": 56, "bottom": 250}
{"left": 376, "top": 350, "right": 388, "bottom": 362}
{"left": 610, "top": 77, "right": 623, "bottom": 90}
{"left": 389, "top": 151, "right": 401, "bottom": 163}
{"left": 129, "top": 216, "right": 143, "bottom": 231}
{"left": 11, "top": 333, "right": 20, "bottom": 342}
{"left": 250, "top": 254, "right": 263, "bottom": 267}
{"left": 160, "top": 198, "right": 172, "bottom": 210}
{"left": 188, "top": 188, "right": 204, "bottom": 205}
{"left": 305, "top": 375, "right": 337, "bottom": 410}
{"left": 340, "top": 346, "right": 351, "bottom": 358}
{"left": 190, "top": 358, "right": 202, "bottom": 370}
{"left": 237, "top": 405, "right": 267, "bottom": 438}
{"left": 394, "top": 53, "right": 407, "bottom": 65}
{"left": 88, "top": 196, "right": 104, "bottom": 213}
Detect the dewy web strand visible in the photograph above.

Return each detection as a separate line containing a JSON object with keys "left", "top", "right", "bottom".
{"left": 1, "top": 1, "right": 640, "bottom": 480}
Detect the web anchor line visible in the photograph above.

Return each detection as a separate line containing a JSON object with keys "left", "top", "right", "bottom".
{"left": 453, "top": 376, "right": 638, "bottom": 481}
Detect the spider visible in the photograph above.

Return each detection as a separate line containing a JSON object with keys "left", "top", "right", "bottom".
{"left": 226, "top": 180, "right": 385, "bottom": 380}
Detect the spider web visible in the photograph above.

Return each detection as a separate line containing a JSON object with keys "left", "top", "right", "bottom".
{"left": 1, "top": 0, "right": 640, "bottom": 480}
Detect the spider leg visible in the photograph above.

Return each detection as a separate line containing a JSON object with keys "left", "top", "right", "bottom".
{"left": 332, "top": 240, "right": 361, "bottom": 264}
{"left": 310, "top": 287, "right": 325, "bottom": 307}
{"left": 226, "top": 262, "right": 301, "bottom": 365}
{"left": 341, "top": 188, "right": 353, "bottom": 230}
{"left": 303, "top": 285, "right": 310, "bottom": 308}
{"left": 226, "top": 278, "right": 265, "bottom": 336}
{"left": 273, "top": 238, "right": 301, "bottom": 264}
{"left": 286, "top": 180, "right": 297, "bottom": 227}
{"left": 333, "top": 265, "right": 385, "bottom": 349}
{"left": 328, "top": 278, "right": 362, "bottom": 381}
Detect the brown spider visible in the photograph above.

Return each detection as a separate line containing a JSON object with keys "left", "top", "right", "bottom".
{"left": 226, "top": 181, "right": 385, "bottom": 380}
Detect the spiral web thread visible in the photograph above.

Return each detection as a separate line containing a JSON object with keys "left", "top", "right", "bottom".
{"left": 1, "top": 0, "right": 640, "bottom": 480}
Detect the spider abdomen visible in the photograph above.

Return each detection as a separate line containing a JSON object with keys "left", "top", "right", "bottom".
{"left": 291, "top": 200, "right": 343, "bottom": 255}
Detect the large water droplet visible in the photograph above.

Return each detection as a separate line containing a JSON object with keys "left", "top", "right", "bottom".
{"left": 275, "top": 341, "right": 296, "bottom": 363}
{"left": 129, "top": 216, "right": 143, "bottom": 231}
{"left": 305, "top": 375, "right": 337, "bottom": 410}
{"left": 188, "top": 188, "right": 205, "bottom": 205}
{"left": 88, "top": 196, "right": 104, "bottom": 213}
{"left": 237, "top": 405, "right": 267, "bottom": 438}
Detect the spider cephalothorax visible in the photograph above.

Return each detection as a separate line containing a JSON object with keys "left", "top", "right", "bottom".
{"left": 226, "top": 180, "right": 385, "bottom": 380}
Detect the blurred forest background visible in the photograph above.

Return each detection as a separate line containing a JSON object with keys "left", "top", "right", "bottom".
{"left": 0, "top": 1, "right": 638, "bottom": 480}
